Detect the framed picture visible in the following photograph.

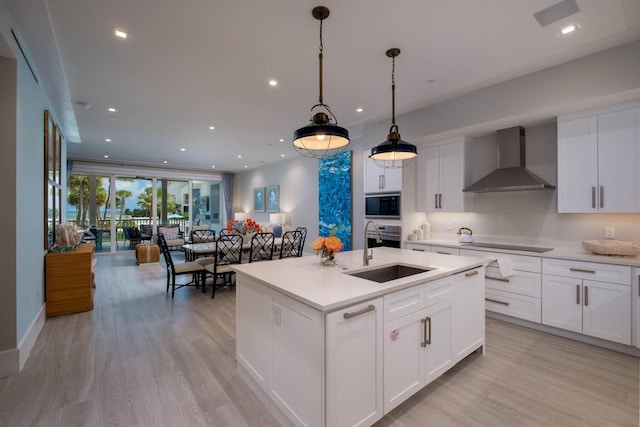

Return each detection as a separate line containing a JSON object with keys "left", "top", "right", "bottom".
{"left": 253, "top": 187, "right": 265, "bottom": 212}
{"left": 266, "top": 185, "right": 280, "bottom": 213}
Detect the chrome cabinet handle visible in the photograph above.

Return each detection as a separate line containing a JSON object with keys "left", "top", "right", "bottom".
{"left": 438, "top": 193, "right": 442, "bottom": 209}
{"left": 382, "top": 174, "right": 386, "bottom": 189}
{"left": 343, "top": 304, "right": 375, "bottom": 319}
{"left": 465, "top": 270, "right": 479, "bottom": 277}
{"left": 584, "top": 286, "right": 589, "bottom": 306}
{"left": 638, "top": 276, "right": 639, "bottom": 297}
{"left": 592, "top": 186, "right": 596, "bottom": 209}
{"left": 485, "top": 298, "right": 509, "bottom": 306}
{"left": 436, "top": 251, "right": 452, "bottom": 255}
{"left": 421, "top": 318, "right": 427, "bottom": 347}
{"left": 576, "top": 284, "right": 581, "bottom": 305}
{"left": 434, "top": 194, "right": 438, "bottom": 209}
{"left": 411, "top": 248, "right": 426, "bottom": 252}
{"left": 570, "top": 268, "right": 595, "bottom": 274}
{"left": 425, "top": 316, "right": 431, "bottom": 345}
{"left": 600, "top": 186, "right": 604, "bottom": 209}
{"left": 485, "top": 275, "right": 510, "bottom": 283}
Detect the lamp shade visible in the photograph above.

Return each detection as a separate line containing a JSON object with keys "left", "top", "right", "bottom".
{"left": 234, "top": 212, "right": 248, "bottom": 222}
{"left": 270, "top": 213, "right": 285, "bottom": 224}
{"left": 370, "top": 138, "right": 417, "bottom": 162}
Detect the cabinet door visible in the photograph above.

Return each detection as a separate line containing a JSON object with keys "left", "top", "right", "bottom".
{"left": 634, "top": 269, "right": 640, "bottom": 349}
{"left": 236, "top": 277, "right": 272, "bottom": 394}
{"left": 382, "top": 166, "right": 403, "bottom": 192}
{"left": 438, "top": 141, "right": 464, "bottom": 212}
{"left": 557, "top": 117, "right": 598, "bottom": 213}
{"left": 423, "top": 301, "right": 453, "bottom": 385}
{"left": 418, "top": 145, "right": 440, "bottom": 212}
{"left": 451, "top": 268, "right": 484, "bottom": 361}
{"left": 541, "top": 275, "right": 582, "bottom": 333}
{"left": 271, "top": 297, "right": 324, "bottom": 427}
{"left": 582, "top": 280, "right": 631, "bottom": 345}
{"left": 597, "top": 108, "right": 640, "bottom": 213}
{"left": 326, "top": 298, "right": 383, "bottom": 427}
{"left": 383, "top": 310, "right": 424, "bottom": 414}
{"left": 364, "top": 151, "right": 383, "bottom": 193}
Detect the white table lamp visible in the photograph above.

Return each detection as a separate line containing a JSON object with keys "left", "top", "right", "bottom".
{"left": 234, "top": 212, "right": 248, "bottom": 222}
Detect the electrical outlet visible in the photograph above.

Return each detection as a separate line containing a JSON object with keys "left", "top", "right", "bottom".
{"left": 605, "top": 227, "right": 615, "bottom": 239}
{"left": 446, "top": 222, "right": 452, "bottom": 231}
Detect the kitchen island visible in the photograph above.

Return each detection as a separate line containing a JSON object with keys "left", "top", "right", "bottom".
{"left": 231, "top": 247, "right": 488, "bottom": 427}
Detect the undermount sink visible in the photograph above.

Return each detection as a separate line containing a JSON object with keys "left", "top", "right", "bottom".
{"left": 466, "top": 242, "right": 553, "bottom": 253}
{"left": 347, "top": 264, "right": 434, "bottom": 283}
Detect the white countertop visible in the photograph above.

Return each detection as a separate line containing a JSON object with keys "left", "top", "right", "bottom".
{"left": 231, "top": 247, "right": 486, "bottom": 312}
{"left": 406, "top": 239, "right": 640, "bottom": 267}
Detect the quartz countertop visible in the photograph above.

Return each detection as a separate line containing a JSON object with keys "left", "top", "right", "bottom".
{"left": 406, "top": 239, "right": 640, "bottom": 268}
{"left": 231, "top": 247, "right": 487, "bottom": 312}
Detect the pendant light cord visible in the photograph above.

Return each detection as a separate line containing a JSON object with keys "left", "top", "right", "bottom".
{"left": 391, "top": 54, "right": 396, "bottom": 128}
{"left": 318, "top": 18, "right": 324, "bottom": 105}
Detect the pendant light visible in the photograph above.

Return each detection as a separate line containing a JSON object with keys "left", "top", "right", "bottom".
{"left": 293, "top": 6, "right": 350, "bottom": 158}
{"left": 370, "top": 48, "right": 417, "bottom": 168}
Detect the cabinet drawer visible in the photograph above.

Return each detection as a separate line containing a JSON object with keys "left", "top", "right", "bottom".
{"left": 405, "top": 243, "right": 429, "bottom": 252}
{"left": 485, "top": 289, "right": 541, "bottom": 323}
{"left": 543, "top": 258, "right": 631, "bottom": 285}
{"left": 384, "top": 285, "right": 425, "bottom": 323}
{"left": 430, "top": 246, "right": 460, "bottom": 256}
{"left": 485, "top": 267, "right": 541, "bottom": 298}
{"left": 424, "top": 277, "right": 452, "bottom": 308}
{"left": 459, "top": 249, "right": 541, "bottom": 273}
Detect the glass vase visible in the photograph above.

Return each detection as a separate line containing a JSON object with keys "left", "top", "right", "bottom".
{"left": 320, "top": 251, "right": 336, "bottom": 266}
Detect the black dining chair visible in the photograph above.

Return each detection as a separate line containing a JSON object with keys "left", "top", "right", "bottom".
{"left": 279, "top": 230, "right": 303, "bottom": 259}
{"left": 190, "top": 229, "right": 216, "bottom": 243}
{"left": 295, "top": 227, "right": 307, "bottom": 256}
{"left": 203, "top": 234, "right": 243, "bottom": 298}
{"left": 249, "top": 232, "right": 275, "bottom": 263}
{"left": 157, "top": 233, "right": 206, "bottom": 298}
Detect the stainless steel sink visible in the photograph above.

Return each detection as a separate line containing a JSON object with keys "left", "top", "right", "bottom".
{"left": 347, "top": 264, "right": 434, "bottom": 283}
{"left": 466, "top": 242, "right": 553, "bottom": 253}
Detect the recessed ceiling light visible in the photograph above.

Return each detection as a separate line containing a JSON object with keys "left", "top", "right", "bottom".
{"left": 114, "top": 28, "right": 128, "bottom": 39}
{"left": 211, "top": 165, "right": 216, "bottom": 168}
{"left": 180, "top": 148, "right": 186, "bottom": 152}
{"left": 426, "top": 79, "right": 436, "bottom": 84}
{"left": 163, "top": 160, "right": 168, "bottom": 164}
{"left": 356, "top": 107, "right": 364, "bottom": 113}
{"left": 103, "top": 154, "right": 109, "bottom": 158}
{"left": 244, "top": 165, "right": 248, "bottom": 168}
{"left": 209, "top": 125, "right": 215, "bottom": 130}
{"left": 281, "top": 154, "right": 285, "bottom": 157}
{"left": 105, "top": 138, "right": 111, "bottom": 142}
{"left": 237, "top": 155, "right": 242, "bottom": 158}
{"left": 108, "top": 107, "right": 117, "bottom": 113}
{"left": 269, "top": 79, "right": 278, "bottom": 86}
{"left": 560, "top": 23, "right": 578, "bottom": 35}
{"left": 279, "top": 138, "right": 285, "bottom": 142}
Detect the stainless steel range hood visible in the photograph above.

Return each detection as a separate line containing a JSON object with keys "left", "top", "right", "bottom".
{"left": 463, "top": 126, "right": 556, "bottom": 193}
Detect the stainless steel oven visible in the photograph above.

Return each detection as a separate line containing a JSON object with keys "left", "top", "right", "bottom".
{"left": 365, "top": 193, "right": 401, "bottom": 219}
{"left": 367, "top": 225, "right": 401, "bottom": 249}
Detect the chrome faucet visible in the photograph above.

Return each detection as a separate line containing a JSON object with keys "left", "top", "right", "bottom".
{"left": 364, "top": 220, "right": 382, "bottom": 266}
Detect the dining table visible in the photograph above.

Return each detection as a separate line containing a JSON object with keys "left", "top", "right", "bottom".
{"left": 182, "top": 237, "right": 283, "bottom": 262}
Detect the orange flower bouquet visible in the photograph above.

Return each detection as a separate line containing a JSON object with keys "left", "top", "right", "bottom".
{"left": 312, "top": 227, "right": 344, "bottom": 265}
{"left": 226, "top": 218, "right": 261, "bottom": 234}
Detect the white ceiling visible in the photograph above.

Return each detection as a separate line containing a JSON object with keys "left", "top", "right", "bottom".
{"left": 6, "top": 0, "right": 640, "bottom": 172}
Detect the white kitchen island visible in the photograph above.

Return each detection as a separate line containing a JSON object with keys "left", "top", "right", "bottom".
{"left": 231, "top": 247, "right": 488, "bottom": 427}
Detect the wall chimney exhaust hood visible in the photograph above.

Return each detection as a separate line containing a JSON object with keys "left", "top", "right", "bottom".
{"left": 463, "top": 126, "right": 556, "bottom": 193}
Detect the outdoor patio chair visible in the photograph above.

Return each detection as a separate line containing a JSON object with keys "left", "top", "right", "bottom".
{"left": 157, "top": 233, "right": 206, "bottom": 298}
{"left": 123, "top": 226, "right": 143, "bottom": 249}
{"left": 157, "top": 225, "right": 185, "bottom": 250}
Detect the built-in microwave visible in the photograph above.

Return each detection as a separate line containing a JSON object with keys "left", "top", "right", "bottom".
{"left": 365, "top": 193, "right": 401, "bottom": 219}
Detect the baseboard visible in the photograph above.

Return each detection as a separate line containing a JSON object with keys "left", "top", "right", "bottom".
{"left": 18, "top": 303, "right": 46, "bottom": 370}
{"left": 0, "top": 303, "right": 45, "bottom": 378}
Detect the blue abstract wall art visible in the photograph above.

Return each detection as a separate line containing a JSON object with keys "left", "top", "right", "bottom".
{"left": 318, "top": 151, "right": 352, "bottom": 251}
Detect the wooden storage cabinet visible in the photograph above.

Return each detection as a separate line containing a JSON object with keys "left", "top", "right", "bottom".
{"left": 45, "top": 242, "right": 94, "bottom": 317}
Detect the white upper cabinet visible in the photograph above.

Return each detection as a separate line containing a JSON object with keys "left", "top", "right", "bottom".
{"left": 416, "top": 139, "right": 467, "bottom": 212}
{"left": 364, "top": 151, "right": 403, "bottom": 193}
{"left": 558, "top": 105, "right": 640, "bottom": 213}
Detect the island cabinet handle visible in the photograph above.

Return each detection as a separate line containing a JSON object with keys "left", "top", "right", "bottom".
{"left": 436, "top": 252, "right": 452, "bottom": 255}
{"left": 570, "top": 268, "right": 595, "bottom": 274}
{"left": 421, "top": 317, "right": 431, "bottom": 347}
{"left": 485, "top": 298, "right": 509, "bottom": 306}
{"left": 343, "top": 304, "right": 375, "bottom": 320}
{"left": 465, "top": 270, "right": 479, "bottom": 277}
{"left": 576, "top": 285, "right": 581, "bottom": 305}
{"left": 584, "top": 286, "right": 589, "bottom": 306}
{"left": 638, "top": 276, "right": 640, "bottom": 297}
{"left": 486, "top": 275, "right": 510, "bottom": 283}
{"left": 592, "top": 186, "right": 596, "bottom": 209}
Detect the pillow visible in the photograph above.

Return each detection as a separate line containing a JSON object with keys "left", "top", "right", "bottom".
{"left": 159, "top": 227, "right": 179, "bottom": 241}
{"left": 164, "top": 231, "right": 179, "bottom": 240}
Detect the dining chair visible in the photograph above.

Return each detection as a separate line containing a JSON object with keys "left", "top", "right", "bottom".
{"left": 157, "top": 233, "right": 206, "bottom": 298}
{"left": 249, "top": 232, "right": 275, "bottom": 263}
{"left": 203, "top": 234, "right": 243, "bottom": 298}
{"left": 279, "top": 230, "right": 303, "bottom": 259}
{"left": 191, "top": 229, "right": 216, "bottom": 243}
{"left": 295, "top": 227, "right": 307, "bottom": 256}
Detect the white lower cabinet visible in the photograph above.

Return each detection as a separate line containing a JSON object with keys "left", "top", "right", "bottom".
{"left": 326, "top": 298, "right": 384, "bottom": 427}
{"left": 542, "top": 259, "right": 632, "bottom": 345}
{"left": 634, "top": 268, "right": 640, "bottom": 349}
{"left": 451, "top": 268, "right": 485, "bottom": 359}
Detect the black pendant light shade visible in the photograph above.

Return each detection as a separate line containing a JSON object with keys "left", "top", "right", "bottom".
{"left": 293, "top": 6, "right": 350, "bottom": 159}
{"left": 370, "top": 48, "right": 417, "bottom": 168}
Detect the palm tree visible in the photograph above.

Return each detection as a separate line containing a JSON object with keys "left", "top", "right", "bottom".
{"left": 116, "top": 189, "right": 133, "bottom": 222}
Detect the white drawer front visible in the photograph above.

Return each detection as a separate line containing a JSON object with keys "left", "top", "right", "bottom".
{"left": 485, "top": 289, "right": 541, "bottom": 323}
{"left": 405, "top": 243, "right": 428, "bottom": 252}
{"left": 430, "top": 246, "right": 460, "bottom": 256}
{"left": 424, "top": 277, "right": 452, "bottom": 308}
{"left": 384, "top": 285, "right": 424, "bottom": 323}
{"left": 459, "top": 249, "right": 541, "bottom": 273}
{"left": 485, "top": 267, "right": 541, "bottom": 298}
{"left": 543, "top": 258, "right": 632, "bottom": 285}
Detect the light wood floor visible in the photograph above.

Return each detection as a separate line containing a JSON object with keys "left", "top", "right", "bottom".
{"left": 1, "top": 252, "right": 638, "bottom": 426}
